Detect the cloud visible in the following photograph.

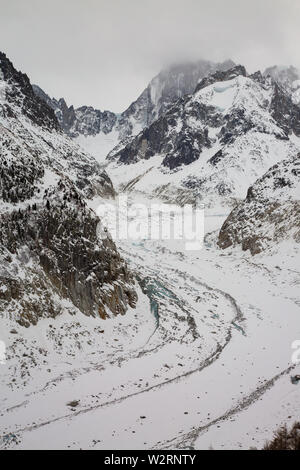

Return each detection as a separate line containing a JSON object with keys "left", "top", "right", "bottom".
{"left": 0, "top": 0, "right": 299, "bottom": 112}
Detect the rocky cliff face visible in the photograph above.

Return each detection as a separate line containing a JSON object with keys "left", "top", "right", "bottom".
{"left": 0, "top": 52, "right": 59, "bottom": 132}
{"left": 105, "top": 65, "right": 300, "bottom": 204}
{"left": 269, "top": 82, "right": 300, "bottom": 137}
{"left": 33, "top": 85, "right": 117, "bottom": 138}
{"left": 0, "top": 51, "right": 137, "bottom": 325}
{"left": 0, "top": 175, "right": 137, "bottom": 327}
{"left": 32, "top": 59, "right": 235, "bottom": 153}
{"left": 218, "top": 153, "right": 300, "bottom": 254}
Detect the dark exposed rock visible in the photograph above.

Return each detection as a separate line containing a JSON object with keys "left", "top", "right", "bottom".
{"left": 67, "top": 400, "right": 80, "bottom": 408}
{"left": 162, "top": 125, "right": 210, "bottom": 170}
{"left": 55, "top": 98, "right": 76, "bottom": 133}
{"left": 0, "top": 141, "right": 44, "bottom": 203}
{"left": 194, "top": 65, "right": 247, "bottom": 93}
{"left": 111, "top": 97, "right": 213, "bottom": 169}
{"left": 0, "top": 54, "right": 115, "bottom": 201}
{"left": 109, "top": 62, "right": 300, "bottom": 196}
{"left": 269, "top": 83, "right": 300, "bottom": 137}
{"left": 0, "top": 51, "right": 137, "bottom": 326}
{"left": 209, "top": 149, "right": 224, "bottom": 166}
{"left": 109, "top": 66, "right": 253, "bottom": 170}
{"left": 32, "top": 85, "right": 117, "bottom": 137}
{"left": 116, "top": 60, "right": 235, "bottom": 138}
{"left": 218, "top": 154, "right": 300, "bottom": 254}
{"left": 0, "top": 179, "right": 137, "bottom": 326}
{"left": 249, "top": 70, "right": 264, "bottom": 84}
{"left": 264, "top": 65, "right": 300, "bottom": 105}
{"left": 219, "top": 107, "right": 255, "bottom": 145}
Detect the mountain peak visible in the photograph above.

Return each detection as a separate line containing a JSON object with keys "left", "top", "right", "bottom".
{"left": 32, "top": 58, "right": 237, "bottom": 156}
{"left": 263, "top": 64, "right": 300, "bottom": 105}
{"left": 195, "top": 65, "right": 247, "bottom": 93}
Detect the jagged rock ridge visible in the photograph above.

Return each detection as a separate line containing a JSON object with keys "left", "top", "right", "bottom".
{"left": 0, "top": 51, "right": 137, "bottom": 325}
{"left": 218, "top": 153, "right": 300, "bottom": 254}
{"left": 104, "top": 65, "right": 300, "bottom": 204}
{"left": 32, "top": 59, "right": 236, "bottom": 148}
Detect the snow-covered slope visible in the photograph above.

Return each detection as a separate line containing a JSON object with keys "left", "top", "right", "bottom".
{"left": 105, "top": 65, "right": 300, "bottom": 206}
{"left": 1, "top": 192, "right": 299, "bottom": 449}
{"left": 264, "top": 65, "right": 300, "bottom": 105}
{"left": 218, "top": 153, "right": 300, "bottom": 254}
{"left": 1, "top": 53, "right": 300, "bottom": 451}
{"left": 116, "top": 59, "right": 236, "bottom": 136}
{"left": 0, "top": 51, "right": 137, "bottom": 327}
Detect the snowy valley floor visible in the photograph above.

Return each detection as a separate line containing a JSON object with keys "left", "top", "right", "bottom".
{"left": 0, "top": 195, "right": 299, "bottom": 450}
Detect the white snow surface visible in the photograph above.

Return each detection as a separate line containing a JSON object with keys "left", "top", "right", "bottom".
{"left": 0, "top": 195, "right": 299, "bottom": 450}
{"left": 0, "top": 63, "right": 299, "bottom": 450}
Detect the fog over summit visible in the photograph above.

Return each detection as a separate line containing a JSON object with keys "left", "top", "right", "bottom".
{"left": 0, "top": 0, "right": 299, "bottom": 111}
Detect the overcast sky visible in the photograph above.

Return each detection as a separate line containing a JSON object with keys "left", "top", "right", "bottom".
{"left": 0, "top": 0, "right": 299, "bottom": 112}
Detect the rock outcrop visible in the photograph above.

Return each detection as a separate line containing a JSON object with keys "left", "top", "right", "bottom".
{"left": 33, "top": 85, "right": 117, "bottom": 138}
{"left": 218, "top": 153, "right": 300, "bottom": 254}
{"left": 0, "top": 52, "right": 59, "bottom": 131}
{"left": 0, "top": 51, "right": 137, "bottom": 325}
{"left": 0, "top": 177, "right": 137, "bottom": 326}
{"left": 105, "top": 65, "right": 300, "bottom": 204}
{"left": 264, "top": 65, "right": 300, "bottom": 105}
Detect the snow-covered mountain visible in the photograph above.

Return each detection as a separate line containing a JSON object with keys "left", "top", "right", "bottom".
{"left": 1, "top": 51, "right": 300, "bottom": 450}
{"left": 33, "top": 59, "right": 235, "bottom": 161}
{"left": 264, "top": 65, "right": 300, "bottom": 105}
{"left": 105, "top": 65, "right": 300, "bottom": 206}
{"left": 218, "top": 152, "right": 300, "bottom": 254}
{"left": 0, "top": 51, "right": 137, "bottom": 326}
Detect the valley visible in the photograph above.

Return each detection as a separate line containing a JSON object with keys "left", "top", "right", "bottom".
{"left": 0, "top": 50, "right": 299, "bottom": 451}
{"left": 1, "top": 197, "right": 299, "bottom": 449}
